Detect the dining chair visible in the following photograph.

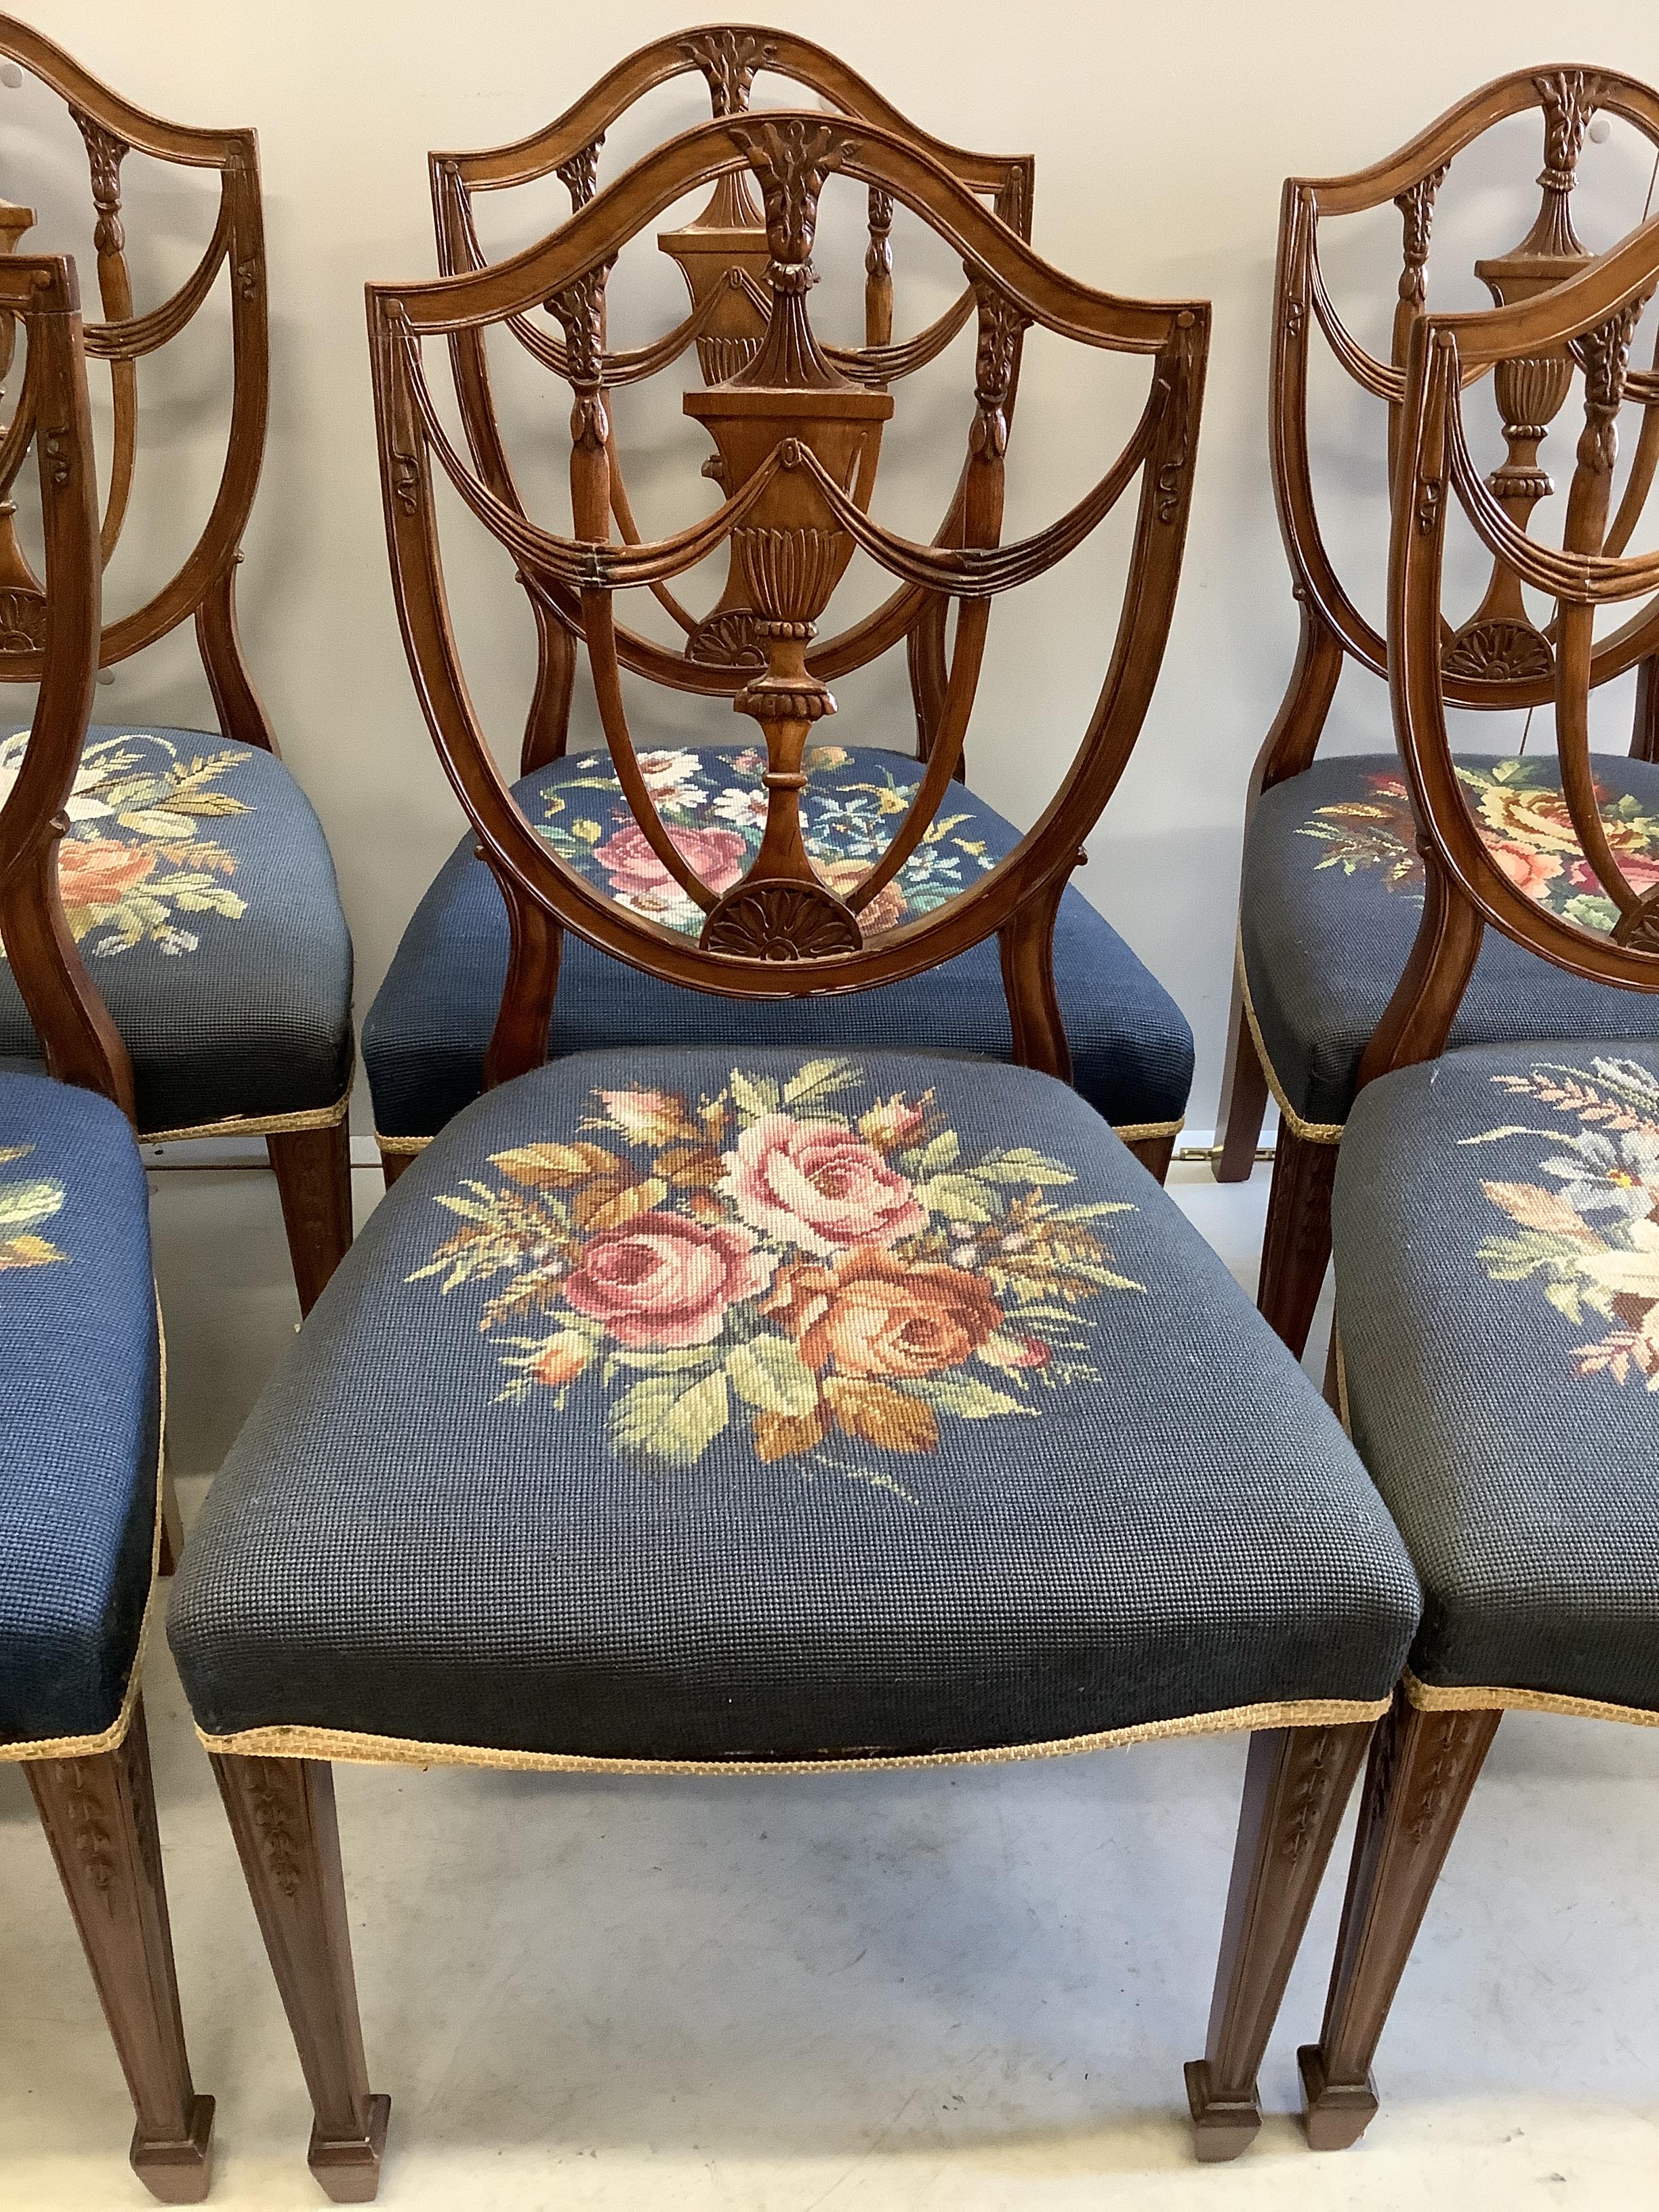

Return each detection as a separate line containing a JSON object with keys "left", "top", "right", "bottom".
{"left": 362, "top": 26, "right": 1195, "bottom": 1188}
{"left": 167, "top": 116, "right": 1418, "bottom": 2196}
{"left": 0, "top": 245, "right": 211, "bottom": 2203}
{"left": 1296, "top": 212, "right": 1659, "bottom": 2148}
{"left": 0, "top": 18, "right": 354, "bottom": 1315}
{"left": 1216, "top": 66, "right": 1659, "bottom": 1355}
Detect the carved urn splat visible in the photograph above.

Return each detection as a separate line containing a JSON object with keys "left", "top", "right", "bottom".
{"left": 684, "top": 121, "right": 893, "bottom": 958}
{"left": 1446, "top": 71, "right": 1607, "bottom": 680}
{"left": 657, "top": 29, "right": 777, "bottom": 387}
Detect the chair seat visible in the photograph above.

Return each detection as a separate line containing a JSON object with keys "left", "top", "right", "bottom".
{"left": 0, "top": 725, "right": 354, "bottom": 1135}
{"left": 363, "top": 744, "right": 1193, "bottom": 1147}
{"left": 169, "top": 1047, "right": 1416, "bottom": 1765}
{"left": 0, "top": 1075, "right": 159, "bottom": 1748}
{"left": 1334, "top": 1042, "right": 1659, "bottom": 1713}
{"left": 1241, "top": 751, "right": 1659, "bottom": 1130}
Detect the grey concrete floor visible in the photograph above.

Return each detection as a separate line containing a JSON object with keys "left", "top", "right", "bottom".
{"left": 2, "top": 1161, "right": 1656, "bottom": 2209}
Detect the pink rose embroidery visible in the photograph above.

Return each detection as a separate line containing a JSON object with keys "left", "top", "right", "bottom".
{"left": 564, "top": 1213, "right": 772, "bottom": 1349}
{"left": 1489, "top": 840, "right": 1562, "bottom": 899}
{"left": 722, "top": 1113, "right": 924, "bottom": 1255}
{"left": 597, "top": 821, "right": 746, "bottom": 904}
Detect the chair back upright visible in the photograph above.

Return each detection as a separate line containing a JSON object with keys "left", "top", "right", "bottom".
{"left": 0, "top": 248, "right": 127, "bottom": 1110}
{"left": 428, "top": 26, "right": 1036, "bottom": 775}
{"left": 1262, "top": 65, "right": 1659, "bottom": 801}
{"left": 0, "top": 16, "right": 274, "bottom": 751}
{"left": 1370, "top": 211, "right": 1659, "bottom": 1082}
{"left": 369, "top": 115, "right": 1208, "bottom": 1094}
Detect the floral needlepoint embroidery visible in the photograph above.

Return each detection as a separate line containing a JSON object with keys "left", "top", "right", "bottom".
{"left": 410, "top": 1060, "right": 1144, "bottom": 1481}
{"left": 1464, "top": 1057, "right": 1659, "bottom": 1389}
{"left": 1298, "top": 758, "right": 1659, "bottom": 930}
{"left": 0, "top": 729, "right": 251, "bottom": 958}
{"left": 0, "top": 1143, "right": 66, "bottom": 1269}
{"left": 535, "top": 745, "right": 994, "bottom": 937}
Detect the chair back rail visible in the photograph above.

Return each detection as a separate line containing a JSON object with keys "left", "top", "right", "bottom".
{"left": 369, "top": 115, "right": 1206, "bottom": 1094}
{"left": 0, "top": 251, "right": 130, "bottom": 1112}
{"left": 1261, "top": 64, "right": 1659, "bottom": 804}
{"left": 426, "top": 26, "right": 1035, "bottom": 774}
{"left": 1365, "top": 213, "right": 1659, "bottom": 1085}
{"left": 0, "top": 16, "right": 274, "bottom": 750}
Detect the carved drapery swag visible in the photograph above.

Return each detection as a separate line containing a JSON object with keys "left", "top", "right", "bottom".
{"left": 1267, "top": 62, "right": 1659, "bottom": 777}
{"left": 426, "top": 26, "right": 1036, "bottom": 771}
{"left": 1365, "top": 216, "right": 1659, "bottom": 1090}
{"left": 371, "top": 110, "right": 1207, "bottom": 1096}
{"left": 0, "top": 15, "right": 276, "bottom": 754}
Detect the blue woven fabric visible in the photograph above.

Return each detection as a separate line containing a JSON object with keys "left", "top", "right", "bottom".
{"left": 1241, "top": 752, "right": 1659, "bottom": 1126}
{"left": 171, "top": 1047, "right": 1416, "bottom": 1761}
{"left": 363, "top": 745, "right": 1193, "bottom": 1143}
{"left": 0, "top": 725, "right": 353, "bottom": 1134}
{"left": 0, "top": 1075, "right": 159, "bottom": 1746}
{"left": 1335, "top": 1042, "right": 1659, "bottom": 1708}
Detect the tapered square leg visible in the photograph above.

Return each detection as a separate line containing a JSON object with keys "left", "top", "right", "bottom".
{"left": 28, "top": 1701, "right": 213, "bottom": 2203}
{"left": 1186, "top": 1722, "right": 1373, "bottom": 2162}
{"left": 1256, "top": 1126, "right": 1339, "bottom": 1357}
{"left": 268, "top": 1121, "right": 354, "bottom": 1316}
{"left": 213, "top": 1754, "right": 389, "bottom": 2203}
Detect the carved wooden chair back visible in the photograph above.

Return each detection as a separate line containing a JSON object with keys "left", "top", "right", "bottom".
{"left": 428, "top": 26, "right": 1036, "bottom": 776}
{"left": 0, "top": 16, "right": 273, "bottom": 752}
{"left": 1370, "top": 212, "right": 1659, "bottom": 1085}
{"left": 0, "top": 247, "right": 129, "bottom": 1111}
{"left": 370, "top": 115, "right": 1207, "bottom": 1101}
{"left": 1267, "top": 64, "right": 1659, "bottom": 796}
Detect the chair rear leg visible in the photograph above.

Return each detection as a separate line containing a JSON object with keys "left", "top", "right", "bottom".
{"left": 268, "top": 1122, "right": 354, "bottom": 1317}
{"left": 1256, "top": 1126, "right": 1339, "bottom": 1357}
{"left": 1214, "top": 972, "right": 1270, "bottom": 1183}
{"left": 28, "top": 1700, "right": 213, "bottom": 2204}
{"left": 375, "top": 1143, "right": 415, "bottom": 1191}
{"left": 213, "top": 1754, "right": 389, "bottom": 2202}
{"left": 1185, "top": 1721, "right": 1372, "bottom": 2161}
{"left": 1122, "top": 1130, "right": 1177, "bottom": 1183}
{"left": 1300, "top": 1689, "right": 1500, "bottom": 2150}
{"left": 157, "top": 1456, "right": 185, "bottom": 1578}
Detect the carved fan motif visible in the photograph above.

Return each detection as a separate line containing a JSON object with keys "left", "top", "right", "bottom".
{"left": 701, "top": 879, "right": 863, "bottom": 959}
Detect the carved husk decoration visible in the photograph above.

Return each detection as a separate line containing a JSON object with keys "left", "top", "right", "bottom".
{"left": 371, "top": 109, "right": 1207, "bottom": 1097}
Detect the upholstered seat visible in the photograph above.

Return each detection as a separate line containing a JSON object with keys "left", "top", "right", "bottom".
{"left": 363, "top": 746, "right": 1194, "bottom": 1151}
{"left": 1333, "top": 1041, "right": 1659, "bottom": 1713}
{"left": 0, "top": 1074, "right": 159, "bottom": 1748}
{"left": 171, "top": 1047, "right": 1416, "bottom": 1765}
{"left": 1241, "top": 752, "right": 1659, "bottom": 1132}
{"left": 0, "top": 724, "right": 354, "bottom": 1136}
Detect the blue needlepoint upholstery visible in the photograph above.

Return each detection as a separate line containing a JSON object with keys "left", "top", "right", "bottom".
{"left": 1241, "top": 752, "right": 1659, "bottom": 1127}
{"left": 171, "top": 1048, "right": 1417, "bottom": 1763}
{"left": 1335, "top": 1042, "right": 1659, "bottom": 1710}
{"left": 0, "top": 726, "right": 353, "bottom": 1134}
{"left": 0, "top": 1075, "right": 159, "bottom": 1747}
{"left": 363, "top": 745, "right": 1193, "bottom": 1144}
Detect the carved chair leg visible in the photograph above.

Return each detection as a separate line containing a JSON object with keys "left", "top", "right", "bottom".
{"left": 1123, "top": 1130, "right": 1177, "bottom": 1183}
{"left": 377, "top": 1145, "right": 415, "bottom": 1191}
{"left": 1214, "top": 973, "right": 1270, "bottom": 1183}
{"left": 268, "top": 1122, "right": 354, "bottom": 1317}
{"left": 1300, "top": 1689, "right": 1501, "bottom": 2150}
{"left": 28, "top": 1700, "right": 214, "bottom": 2203}
{"left": 1185, "top": 1722, "right": 1372, "bottom": 2162}
{"left": 157, "top": 1455, "right": 184, "bottom": 1578}
{"left": 1256, "top": 1126, "right": 1339, "bottom": 1357}
{"left": 1633, "top": 653, "right": 1659, "bottom": 764}
{"left": 212, "top": 1755, "right": 389, "bottom": 2203}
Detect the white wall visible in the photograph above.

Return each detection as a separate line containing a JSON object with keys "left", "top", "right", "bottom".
{"left": 14, "top": 0, "right": 1659, "bottom": 1130}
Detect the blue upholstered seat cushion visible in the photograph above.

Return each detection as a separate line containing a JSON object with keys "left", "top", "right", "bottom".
{"left": 0, "top": 1075, "right": 159, "bottom": 1746}
{"left": 1241, "top": 752, "right": 1659, "bottom": 1128}
{"left": 363, "top": 745, "right": 1193, "bottom": 1144}
{"left": 1334, "top": 1042, "right": 1659, "bottom": 1710}
{"left": 0, "top": 726, "right": 353, "bottom": 1134}
{"left": 170, "top": 1048, "right": 1416, "bottom": 1763}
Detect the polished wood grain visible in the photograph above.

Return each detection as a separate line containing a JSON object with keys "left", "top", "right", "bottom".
{"left": 1185, "top": 1723, "right": 1373, "bottom": 2160}
{"left": 213, "top": 1755, "right": 389, "bottom": 2203}
{"left": 28, "top": 1703, "right": 214, "bottom": 2203}
{"left": 268, "top": 1124, "right": 354, "bottom": 1318}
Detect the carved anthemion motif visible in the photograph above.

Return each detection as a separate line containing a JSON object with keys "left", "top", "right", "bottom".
{"left": 71, "top": 105, "right": 128, "bottom": 257}
{"left": 555, "top": 134, "right": 603, "bottom": 211}
{"left": 678, "top": 26, "right": 777, "bottom": 117}
{"left": 1394, "top": 162, "right": 1448, "bottom": 308}
{"left": 702, "top": 880, "right": 863, "bottom": 960}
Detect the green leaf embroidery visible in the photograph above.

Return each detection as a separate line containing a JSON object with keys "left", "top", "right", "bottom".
{"left": 727, "top": 1336, "right": 819, "bottom": 1416}
{"left": 611, "top": 1370, "right": 731, "bottom": 1466}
